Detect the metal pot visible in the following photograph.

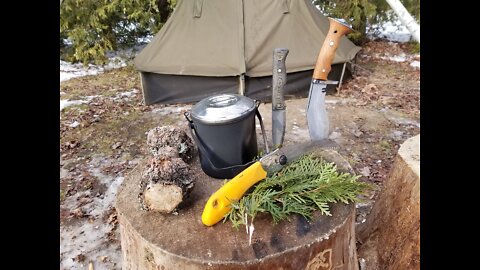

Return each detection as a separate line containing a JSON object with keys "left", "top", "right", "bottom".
{"left": 185, "top": 94, "right": 267, "bottom": 179}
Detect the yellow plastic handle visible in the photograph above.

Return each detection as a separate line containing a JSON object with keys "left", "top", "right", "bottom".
{"left": 201, "top": 161, "right": 267, "bottom": 226}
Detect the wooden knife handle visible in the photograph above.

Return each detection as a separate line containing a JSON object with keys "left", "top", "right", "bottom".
{"left": 313, "top": 18, "right": 353, "bottom": 80}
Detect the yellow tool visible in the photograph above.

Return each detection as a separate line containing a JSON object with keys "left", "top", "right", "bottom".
{"left": 201, "top": 149, "right": 285, "bottom": 226}
{"left": 201, "top": 139, "right": 338, "bottom": 226}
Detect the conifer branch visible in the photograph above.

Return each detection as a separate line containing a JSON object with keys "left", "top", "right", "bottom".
{"left": 225, "top": 154, "right": 372, "bottom": 229}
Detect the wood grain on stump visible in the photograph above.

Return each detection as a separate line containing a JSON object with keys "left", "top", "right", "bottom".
{"left": 357, "top": 135, "right": 420, "bottom": 270}
{"left": 116, "top": 146, "right": 360, "bottom": 270}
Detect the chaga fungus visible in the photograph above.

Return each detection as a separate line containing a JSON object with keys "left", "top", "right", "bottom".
{"left": 146, "top": 126, "right": 195, "bottom": 162}
{"left": 139, "top": 126, "right": 196, "bottom": 213}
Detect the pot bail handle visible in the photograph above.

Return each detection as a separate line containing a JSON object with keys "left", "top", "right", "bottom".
{"left": 255, "top": 101, "right": 270, "bottom": 154}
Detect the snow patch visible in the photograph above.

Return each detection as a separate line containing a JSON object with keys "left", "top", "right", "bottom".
{"left": 60, "top": 61, "right": 104, "bottom": 82}
{"left": 60, "top": 157, "right": 140, "bottom": 270}
{"left": 384, "top": 53, "right": 407, "bottom": 62}
{"left": 112, "top": 88, "right": 139, "bottom": 101}
{"left": 375, "top": 53, "right": 420, "bottom": 69}
{"left": 60, "top": 44, "right": 149, "bottom": 83}
{"left": 60, "top": 99, "right": 88, "bottom": 111}
{"left": 410, "top": 60, "right": 420, "bottom": 68}
{"left": 149, "top": 105, "right": 192, "bottom": 116}
{"left": 60, "top": 89, "right": 140, "bottom": 112}
{"left": 60, "top": 95, "right": 100, "bottom": 111}
{"left": 60, "top": 59, "right": 127, "bottom": 82}
{"left": 60, "top": 221, "right": 119, "bottom": 270}
{"left": 368, "top": 18, "right": 413, "bottom": 43}
{"left": 69, "top": 121, "right": 80, "bottom": 128}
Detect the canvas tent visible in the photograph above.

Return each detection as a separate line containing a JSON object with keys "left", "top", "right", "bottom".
{"left": 135, "top": 0, "right": 361, "bottom": 105}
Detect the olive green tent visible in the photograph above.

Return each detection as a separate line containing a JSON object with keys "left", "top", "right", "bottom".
{"left": 134, "top": 0, "right": 361, "bottom": 105}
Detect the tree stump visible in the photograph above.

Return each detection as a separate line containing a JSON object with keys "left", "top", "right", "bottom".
{"left": 116, "top": 146, "right": 360, "bottom": 270}
{"left": 357, "top": 135, "right": 420, "bottom": 270}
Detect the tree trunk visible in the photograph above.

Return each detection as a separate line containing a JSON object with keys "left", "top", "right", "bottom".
{"left": 116, "top": 147, "right": 360, "bottom": 270}
{"left": 385, "top": 0, "right": 420, "bottom": 43}
{"left": 357, "top": 135, "right": 420, "bottom": 270}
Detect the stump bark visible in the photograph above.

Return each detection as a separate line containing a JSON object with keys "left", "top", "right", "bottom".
{"left": 116, "top": 146, "right": 360, "bottom": 270}
{"left": 357, "top": 135, "right": 420, "bottom": 270}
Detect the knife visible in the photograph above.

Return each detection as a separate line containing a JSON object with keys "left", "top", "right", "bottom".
{"left": 272, "top": 48, "right": 289, "bottom": 148}
{"left": 307, "top": 18, "right": 353, "bottom": 141}
{"left": 201, "top": 139, "right": 338, "bottom": 226}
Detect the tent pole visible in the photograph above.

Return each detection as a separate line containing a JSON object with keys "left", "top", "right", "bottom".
{"left": 337, "top": 62, "right": 347, "bottom": 93}
{"left": 139, "top": 72, "right": 147, "bottom": 105}
{"left": 239, "top": 73, "right": 246, "bottom": 96}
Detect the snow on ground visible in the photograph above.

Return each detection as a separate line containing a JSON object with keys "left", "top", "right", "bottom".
{"left": 367, "top": 14, "right": 415, "bottom": 43}
{"left": 60, "top": 99, "right": 88, "bottom": 111}
{"left": 60, "top": 44, "right": 146, "bottom": 83}
{"left": 60, "top": 59, "right": 127, "bottom": 82}
{"left": 148, "top": 104, "right": 192, "bottom": 117}
{"left": 60, "top": 95, "right": 100, "bottom": 111}
{"left": 59, "top": 15, "right": 419, "bottom": 268}
{"left": 112, "top": 88, "right": 139, "bottom": 101}
{"left": 69, "top": 121, "right": 80, "bottom": 128}
{"left": 381, "top": 53, "right": 407, "bottom": 62}
{"left": 372, "top": 51, "right": 420, "bottom": 69}
{"left": 60, "top": 15, "right": 418, "bottom": 83}
{"left": 312, "top": 5, "right": 417, "bottom": 43}
{"left": 385, "top": 53, "right": 419, "bottom": 69}
{"left": 60, "top": 156, "right": 140, "bottom": 270}
{"left": 410, "top": 60, "right": 420, "bottom": 68}
{"left": 60, "top": 89, "right": 139, "bottom": 112}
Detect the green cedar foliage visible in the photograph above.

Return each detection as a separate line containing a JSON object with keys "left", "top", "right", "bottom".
{"left": 225, "top": 154, "right": 372, "bottom": 228}
{"left": 60, "top": 0, "right": 175, "bottom": 65}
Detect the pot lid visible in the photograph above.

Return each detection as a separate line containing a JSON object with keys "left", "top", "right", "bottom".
{"left": 191, "top": 94, "right": 256, "bottom": 124}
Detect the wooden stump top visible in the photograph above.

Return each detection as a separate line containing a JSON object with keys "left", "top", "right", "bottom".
{"left": 116, "top": 147, "right": 355, "bottom": 264}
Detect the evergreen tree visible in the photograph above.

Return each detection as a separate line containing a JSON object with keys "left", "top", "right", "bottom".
{"left": 60, "top": 0, "right": 175, "bottom": 64}
{"left": 60, "top": 0, "right": 420, "bottom": 64}
{"left": 314, "top": 0, "right": 420, "bottom": 44}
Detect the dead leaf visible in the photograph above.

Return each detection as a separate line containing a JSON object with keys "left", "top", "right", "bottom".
{"left": 74, "top": 254, "right": 86, "bottom": 263}
{"left": 78, "top": 196, "right": 93, "bottom": 206}
{"left": 356, "top": 100, "right": 368, "bottom": 106}
{"left": 353, "top": 130, "right": 363, "bottom": 138}
{"left": 65, "top": 140, "right": 80, "bottom": 149}
{"left": 71, "top": 208, "right": 88, "bottom": 218}
{"left": 111, "top": 142, "right": 122, "bottom": 149}
{"left": 107, "top": 212, "right": 118, "bottom": 225}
